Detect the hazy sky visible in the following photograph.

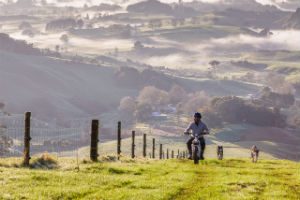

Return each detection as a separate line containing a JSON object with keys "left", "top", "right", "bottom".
{"left": 0, "top": 0, "right": 293, "bottom": 8}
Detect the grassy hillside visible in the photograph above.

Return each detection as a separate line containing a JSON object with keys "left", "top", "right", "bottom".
{"left": 0, "top": 158, "right": 299, "bottom": 199}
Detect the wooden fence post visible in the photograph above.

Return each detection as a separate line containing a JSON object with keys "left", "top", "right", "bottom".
{"left": 167, "top": 149, "right": 169, "bottom": 159}
{"left": 23, "top": 112, "right": 31, "bottom": 166}
{"left": 131, "top": 131, "right": 135, "bottom": 159}
{"left": 177, "top": 149, "right": 180, "bottom": 159}
{"left": 171, "top": 150, "right": 174, "bottom": 159}
{"left": 152, "top": 138, "right": 155, "bottom": 159}
{"left": 117, "top": 121, "right": 121, "bottom": 159}
{"left": 143, "top": 134, "right": 147, "bottom": 158}
{"left": 90, "top": 120, "right": 99, "bottom": 162}
{"left": 159, "top": 144, "right": 163, "bottom": 160}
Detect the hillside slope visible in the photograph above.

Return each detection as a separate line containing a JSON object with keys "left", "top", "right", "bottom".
{"left": 0, "top": 52, "right": 137, "bottom": 119}
{"left": 0, "top": 158, "right": 299, "bottom": 199}
{"left": 0, "top": 52, "right": 259, "bottom": 120}
{"left": 282, "top": 8, "right": 300, "bottom": 29}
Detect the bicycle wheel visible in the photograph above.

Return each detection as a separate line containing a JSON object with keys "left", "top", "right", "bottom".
{"left": 193, "top": 147, "right": 199, "bottom": 164}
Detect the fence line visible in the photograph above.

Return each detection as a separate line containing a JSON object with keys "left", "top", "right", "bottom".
{"left": 2, "top": 112, "right": 271, "bottom": 166}
{"left": 0, "top": 112, "right": 192, "bottom": 163}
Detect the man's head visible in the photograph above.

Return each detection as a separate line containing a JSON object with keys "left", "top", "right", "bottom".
{"left": 194, "top": 112, "right": 202, "bottom": 124}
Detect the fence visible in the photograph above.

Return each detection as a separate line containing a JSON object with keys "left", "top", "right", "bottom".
{"left": 1, "top": 112, "right": 278, "bottom": 166}
{"left": 0, "top": 112, "right": 195, "bottom": 166}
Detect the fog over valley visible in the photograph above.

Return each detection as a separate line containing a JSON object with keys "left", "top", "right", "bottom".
{"left": 0, "top": 0, "right": 300, "bottom": 161}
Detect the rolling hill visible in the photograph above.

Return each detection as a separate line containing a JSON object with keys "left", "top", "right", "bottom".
{"left": 0, "top": 51, "right": 137, "bottom": 120}
{"left": 0, "top": 51, "right": 259, "bottom": 120}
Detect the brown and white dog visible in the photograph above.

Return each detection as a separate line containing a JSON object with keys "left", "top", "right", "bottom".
{"left": 251, "top": 145, "right": 259, "bottom": 163}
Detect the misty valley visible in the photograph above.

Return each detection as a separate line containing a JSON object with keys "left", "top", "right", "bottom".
{"left": 0, "top": 0, "right": 300, "bottom": 170}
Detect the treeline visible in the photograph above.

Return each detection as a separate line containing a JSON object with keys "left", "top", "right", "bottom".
{"left": 46, "top": 18, "right": 84, "bottom": 32}
{"left": 119, "top": 84, "right": 297, "bottom": 128}
{"left": 114, "top": 67, "right": 176, "bottom": 91}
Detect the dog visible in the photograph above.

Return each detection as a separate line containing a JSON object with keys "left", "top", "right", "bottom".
{"left": 251, "top": 145, "right": 259, "bottom": 163}
{"left": 217, "top": 146, "right": 223, "bottom": 160}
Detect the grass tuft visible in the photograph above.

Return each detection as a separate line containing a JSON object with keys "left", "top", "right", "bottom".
{"left": 30, "top": 153, "right": 58, "bottom": 169}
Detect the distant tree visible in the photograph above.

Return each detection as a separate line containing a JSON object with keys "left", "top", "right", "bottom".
{"left": 55, "top": 45, "right": 60, "bottom": 52}
{"left": 168, "top": 84, "right": 187, "bottom": 105}
{"left": 114, "top": 47, "right": 119, "bottom": 57}
{"left": 137, "top": 86, "right": 169, "bottom": 108}
{"left": 209, "top": 60, "right": 220, "bottom": 67}
{"left": 211, "top": 96, "right": 247, "bottom": 123}
{"left": 77, "top": 19, "right": 84, "bottom": 29}
{"left": 22, "top": 29, "right": 34, "bottom": 37}
{"left": 133, "top": 41, "right": 144, "bottom": 51}
{"left": 119, "top": 96, "right": 136, "bottom": 122}
{"left": 60, "top": 34, "right": 69, "bottom": 44}
{"left": 135, "top": 103, "right": 153, "bottom": 122}
{"left": 114, "top": 67, "right": 140, "bottom": 87}
{"left": 243, "top": 72, "right": 255, "bottom": 82}
{"left": 119, "top": 96, "right": 136, "bottom": 115}
{"left": 209, "top": 60, "right": 220, "bottom": 78}
{"left": 177, "top": 91, "right": 210, "bottom": 114}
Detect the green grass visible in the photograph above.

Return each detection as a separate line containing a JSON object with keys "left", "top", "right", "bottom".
{"left": 0, "top": 158, "right": 299, "bottom": 199}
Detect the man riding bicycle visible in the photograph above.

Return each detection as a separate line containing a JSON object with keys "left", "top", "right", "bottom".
{"left": 184, "top": 112, "right": 209, "bottom": 160}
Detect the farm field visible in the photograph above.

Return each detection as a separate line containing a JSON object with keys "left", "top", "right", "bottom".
{"left": 0, "top": 158, "right": 299, "bottom": 200}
